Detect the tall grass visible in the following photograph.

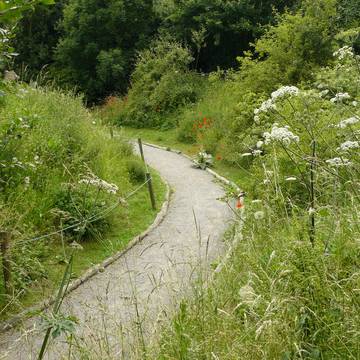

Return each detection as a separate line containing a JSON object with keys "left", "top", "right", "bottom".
{"left": 0, "top": 84, "right": 167, "bottom": 320}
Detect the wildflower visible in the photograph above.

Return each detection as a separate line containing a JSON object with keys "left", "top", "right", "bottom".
{"left": 319, "top": 90, "right": 329, "bottom": 98}
{"left": 218, "top": 156, "right": 221, "bottom": 159}
{"left": 330, "top": 93, "right": 351, "bottom": 102}
{"left": 242, "top": 152, "right": 252, "bottom": 157}
{"left": 78, "top": 170, "right": 118, "bottom": 194}
{"left": 286, "top": 177, "right": 297, "bottom": 181}
{"left": 256, "top": 141, "right": 263, "bottom": 148}
{"left": 259, "top": 99, "right": 277, "bottom": 112}
{"left": 337, "top": 141, "right": 359, "bottom": 151}
{"left": 352, "top": 101, "right": 357, "bottom": 106}
{"left": 263, "top": 124, "right": 299, "bottom": 146}
{"left": 237, "top": 202, "right": 242, "bottom": 207}
{"left": 334, "top": 116, "right": 360, "bottom": 129}
{"left": 333, "top": 46, "right": 353, "bottom": 60}
{"left": 254, "top": 211, "right": 264, "bottom": 219}
{"left": 254, "top": 108, "right": 259, "bottom": 115}
{"left": 271, "top": 86, "right": 299, "bottom": 100}
{"left": 254, "top": 115, "right": 260, "bottom": 122}
{"left": 326, "top": 157, "right": 352, "bottom": 167}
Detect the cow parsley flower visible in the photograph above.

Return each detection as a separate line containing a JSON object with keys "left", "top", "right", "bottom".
{"left": 325, "top": 157, "right": 352, "bottom": 167}
{"left": 337, "top": 141, "right": 359, "bottom": 151}
{"left": 334, "top": 116, "right": 360, "bottom": 129}
{"left": 263, "top": 124, "right": 299, "bottom": 146}
{"left": 330, "top": 92, "right": 351, "bottom": 102}
{"left": 333, "top": 46, "right": 354, "bottom": 60}
{"left": 271, "top": 86, "right": 299, "bottom": 100}
{"left": 259, "top": 99, "right": 277, "bottom": 112}
{"left": 78, "top": 170, "right": 118, "bottom": 194}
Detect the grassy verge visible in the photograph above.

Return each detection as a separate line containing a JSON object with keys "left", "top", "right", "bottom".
{"left": 0, "top": 87, "right": 168, "bottom": 321}
{"left": 121, "top": 126, "right": 250, "bottom": 189}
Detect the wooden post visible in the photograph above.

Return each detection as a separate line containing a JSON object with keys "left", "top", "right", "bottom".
{"left": 1, "top": 231, "right": 13, "bottom": 295}
{"left": 138, "top": 138, "right": 145, "bottom": 163}
{"left": 110, "top": 126, "right": 114, "bottom": 138}
{"left": 146, "top": 172, "right": 156, "bottom": 209}
{"left": 138, "top": 138, "right": 156, "bottom": 209}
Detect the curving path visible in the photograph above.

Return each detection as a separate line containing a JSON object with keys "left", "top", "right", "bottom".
{"left": 0, "top": 142, "right": 236, "bottom": 359}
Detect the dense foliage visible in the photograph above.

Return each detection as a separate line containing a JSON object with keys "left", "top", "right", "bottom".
{"left": 53, "top": 0, "right": 158, "bottom": 101}
{"left": 9, "top": 0, "right": 67, "bottom": 82}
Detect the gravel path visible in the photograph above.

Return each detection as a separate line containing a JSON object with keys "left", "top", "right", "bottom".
{"left": 0, "top": 142, "right": 236, "bottom": 359}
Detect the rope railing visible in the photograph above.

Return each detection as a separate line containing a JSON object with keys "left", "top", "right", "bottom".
{"left": 0, "top": 127, "right": 156, "bottom": 294}
{"left": 1, "top": 177, "right": 152, "bottom": 250}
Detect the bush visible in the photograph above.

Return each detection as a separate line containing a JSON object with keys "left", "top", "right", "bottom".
{"left": 126, "top": 159, "right": 146, "bottom": 183}
{"left": 121, "top": 40, "right": 203, "bottom": 128}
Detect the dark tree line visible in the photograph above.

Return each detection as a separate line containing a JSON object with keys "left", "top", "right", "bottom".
{"left": 8, "top": 0, "right": 360, "bottom": 102}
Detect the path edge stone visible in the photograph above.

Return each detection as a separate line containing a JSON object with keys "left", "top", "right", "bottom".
{"left": 0, "top": 174, "right": 171, "bottom": 332}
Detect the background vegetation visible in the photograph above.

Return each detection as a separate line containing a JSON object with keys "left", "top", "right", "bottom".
{"left": 2, "top": 0, "right": 360, "bottom": 358}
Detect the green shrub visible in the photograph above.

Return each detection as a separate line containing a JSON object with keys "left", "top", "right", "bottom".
{"left": 121, "top": 40, "right": 204, "bottom": 128}
{"left": 126, "top": 159, "right": 146, "bottom": 183}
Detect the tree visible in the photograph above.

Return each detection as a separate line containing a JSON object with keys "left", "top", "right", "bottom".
{"left": 9, "top": 0, "right": 67, "bottom": 82}
{"left": 238, "top": 0, "right": 338, "bottom": 93}
{"left": 156, "top": 0, "right": 300, "bottom": 72}
{"left": 54, "top": 0, "right": 159, "bottom": 102}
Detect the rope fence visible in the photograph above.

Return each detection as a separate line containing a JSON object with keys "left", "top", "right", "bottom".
{"left": 0, "top": 128, "right": 155, "bottom": 294}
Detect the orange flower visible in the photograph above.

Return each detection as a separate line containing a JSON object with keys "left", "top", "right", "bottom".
{"left": 237, "top": 202, "right": 242, "bottom": 207}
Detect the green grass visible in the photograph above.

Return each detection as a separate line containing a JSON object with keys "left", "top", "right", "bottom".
{"left": 0, "top": 167, "right": 167, "bottom": 322}
{"left": 0, "top": 87, "right": 168, "bottom": 321}
{"left": 121, "top": 125, "right": 250, "bottom": 188}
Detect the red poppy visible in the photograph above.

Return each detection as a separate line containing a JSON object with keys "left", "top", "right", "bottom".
{"left": 188, "top": 150, "right": 190, "bottom": 152}
{"left": 218, "top": 156, "right": 221, "bottom": 159}
{"left": 237, "top": 202, "right": 243, "bottom": 207}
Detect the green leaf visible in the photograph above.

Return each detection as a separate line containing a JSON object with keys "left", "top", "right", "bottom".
{"left": 318, "top": 209, "right": 330, "bottom": 217}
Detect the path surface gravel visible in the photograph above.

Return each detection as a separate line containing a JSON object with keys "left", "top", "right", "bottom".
{"left": 0, "top": 142, "right": 236, "bottom": 359}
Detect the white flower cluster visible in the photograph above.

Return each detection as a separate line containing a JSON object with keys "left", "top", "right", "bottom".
{"left": 271, "top": 86, "right": 299, "bottom": 100}
{"left": 318, "top": 90, "right": 329, "bottom": 98}
{"left": 330, "top": 92, "right": 351, "bottom": 103}
{"left": 254, "top": 99, "right": 277, "bottom": 114}
{"left": 263, "top": 124, "right": 299, "bottom": 146}
{"left": 325, "top": 157, "right": 352, "bottom": 167}
{"left": 334, "top": 116, "right": 360, "bottom": 129}
{"left": 337, "top": 141, "right": 359, "bottom": 151}
{"left": 333, "top": 46, "right": 354, "bottom": 60}
{"left": 78, "top": 171, "right": 118, "bottom": 194}
{"left": 198, "top": 152, "right": 212, "bottom": 159}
